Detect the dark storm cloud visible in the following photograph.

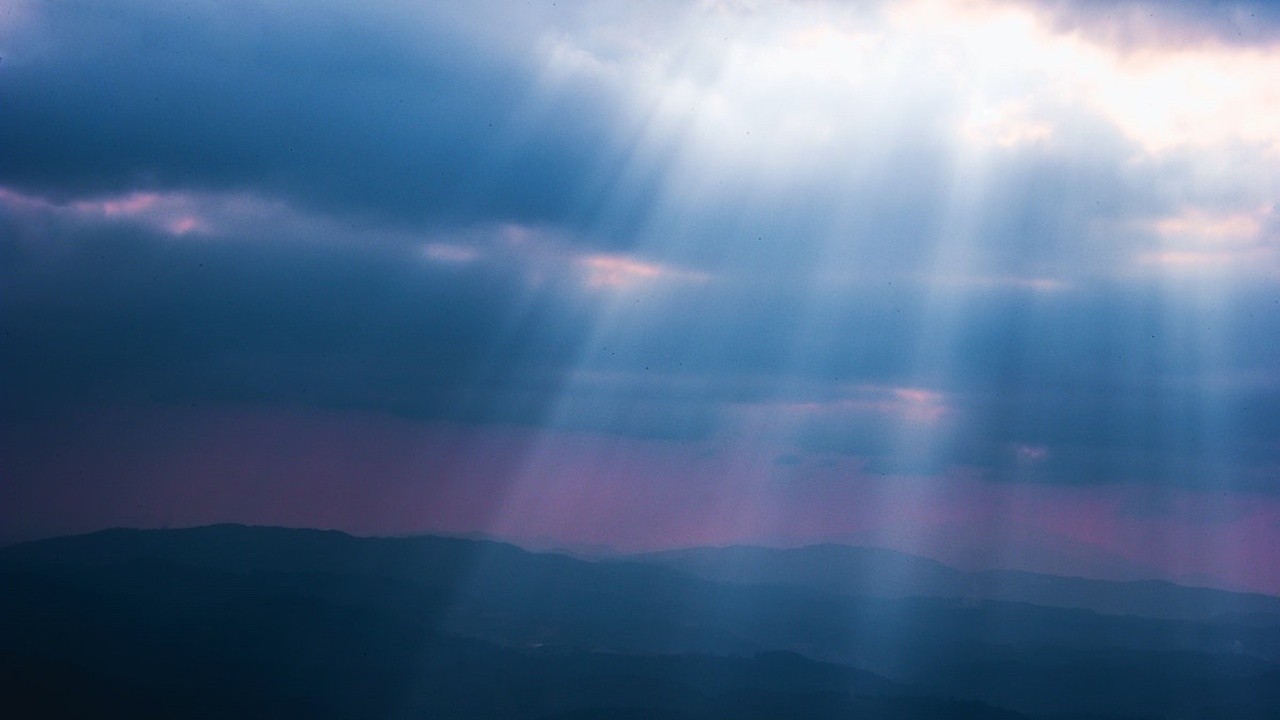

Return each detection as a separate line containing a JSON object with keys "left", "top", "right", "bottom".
{"left": 1024, "top": 0, "right": 1280, "bottom": 47}
{"left": 0, "top": 0, "right": 662, "bottom": 239}
{"left": 5, "top": 184, "right": 1280, "bottom": 488}
{"left": 0, "top": 215, "right": 590, "bottom": 420}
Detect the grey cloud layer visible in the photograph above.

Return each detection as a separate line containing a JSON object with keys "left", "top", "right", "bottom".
{"left": 5, "top": 204, "right": 1277, "bottom": 488}
{"left": 3, "top": 0, "right": 1279, "bottom": 490}
{"left": 1027, "top": 0, "right": 1280, "bottom": 47}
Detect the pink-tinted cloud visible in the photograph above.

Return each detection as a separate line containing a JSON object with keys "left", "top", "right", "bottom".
{"left": 2, "top": 186, "right": 215, "bottom": 238}
{"left": 71, "top": 191, "right": 213, "bottom": 236}
{"left": 578, "top": 254, "right": 661, "bottom": 288}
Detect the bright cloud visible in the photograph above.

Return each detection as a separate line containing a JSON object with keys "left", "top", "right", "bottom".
{"left": 1137, "top": 205, "right": 1278, "bottom": 273}
{"left": 577, "top": 253, "right": 709, "bottom": 290}
{"left": 884, "top": 0, "right": 1280, "bottom": 156}
{"left": 541, "top": 0, "right": 1280, "bottom": 168}
{"left": 1153, "top": 206, "right": 1270, "bottom": 243}
{"left": 960, "top": 98, "right": 1056, "bottom": 149}
{"left": 1093, "top": 45, "right": 1280, "bottom": 155}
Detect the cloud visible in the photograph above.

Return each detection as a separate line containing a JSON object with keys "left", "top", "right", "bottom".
{"left": 1115, "top": 488, "right": 1257, "bottom": 523}
{"left": 577, "top": 253, "right": 709, "bottom": 290}
{"left": 1023, "top": 0, "right": 1280, "bottom": 49}
{"left": 3, "top": 0, "right": 1280, "bottom": 493}
{"left": 1130, "top": 204, "right": 1279, "bottom": 276}
{"left": 5, "top": 0, "right": 1276, "bottom": 284}
{"left": 0, "top": 0, "right": 640, "bottom": 234}
{"left": 421, "top": 243, "right": 481, "bottom": 264}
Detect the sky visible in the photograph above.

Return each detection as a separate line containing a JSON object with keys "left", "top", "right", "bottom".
{"left": 3, "top": 0, "right": 1280, "bottom": 594}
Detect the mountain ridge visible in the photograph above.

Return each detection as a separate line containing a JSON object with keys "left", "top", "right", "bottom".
{"left": 624, "top": 540, "right": 1280, "bottom": 621}
{"left": 8, "top": 523, "right": 1280, "bottom": 622}
{"left": 4, "top": 524, "right": 1280, "bottom": 719}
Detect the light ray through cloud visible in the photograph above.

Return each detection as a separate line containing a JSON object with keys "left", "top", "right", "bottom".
{"left": 3, "top": 0, "right": 1280, "bottom": 599}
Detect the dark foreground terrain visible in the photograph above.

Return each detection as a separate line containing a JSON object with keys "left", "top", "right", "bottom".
{"left": 3, "top": 525, "right": 1279, "bottom": 719}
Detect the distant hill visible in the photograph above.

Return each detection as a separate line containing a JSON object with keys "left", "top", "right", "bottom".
{"left": 627, "top": 542, "right": 1280, "bottom": 622}
{"left": 3, "top": 525, "right": 1279, "bottom": 719}
{"left": 822, "top": 522, "right": 1177, "bottom": 584}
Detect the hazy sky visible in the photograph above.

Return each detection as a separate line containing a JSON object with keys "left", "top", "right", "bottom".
{"left": 4, "top": 0, "right": 1280, "bottom": 593}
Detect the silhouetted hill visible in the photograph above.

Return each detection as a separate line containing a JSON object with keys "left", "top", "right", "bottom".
{"left": 3, "top": 525, "right": 1279, "bottom": 719}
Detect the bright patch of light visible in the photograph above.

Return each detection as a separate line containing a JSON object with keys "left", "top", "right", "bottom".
{"left": 1094, "top": 47, "right": 1280, "bottom": 155}
{"left": 1138, "top": 205, "right": 1278, "bottom": 275}
{"left": 540, "top": 0, "right": 1280, "bottom": 177}
{"left": 577, "top": 253, "right": 709, "bottom": 290}
{"left": 884, "top": 0, "right": 1280, "bottom": 156}
{"left": 960, "top": 98, "right": 1055, "bottom": 148}
{"left": 1153, "top": 207, "right": 1268, "bottom": 243}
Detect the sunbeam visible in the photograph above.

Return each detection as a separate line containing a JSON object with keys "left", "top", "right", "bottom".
{"left": 4, "top": 2, "right": 1280, "bottom": 717}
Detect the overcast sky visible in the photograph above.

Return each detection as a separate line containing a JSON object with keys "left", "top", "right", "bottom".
{"left": 4, "top": 0, "right": 1280, "bottom": 593}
